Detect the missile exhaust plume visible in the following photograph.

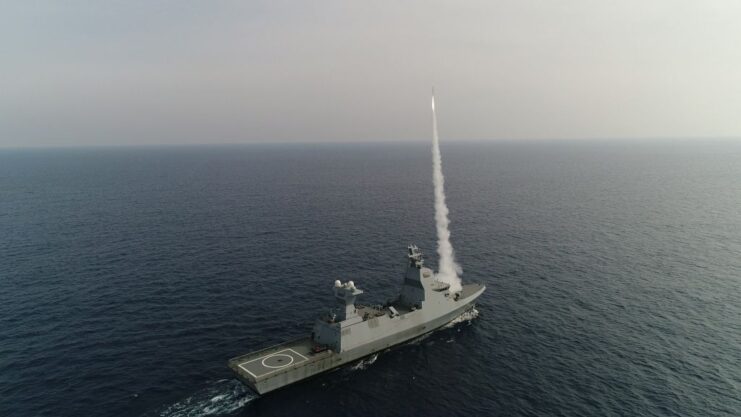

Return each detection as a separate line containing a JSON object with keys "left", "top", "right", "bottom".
{"left": 431, "top": 89, "right": 462, "bottom": 293}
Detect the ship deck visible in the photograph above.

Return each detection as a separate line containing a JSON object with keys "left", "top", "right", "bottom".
{"left": 229, "top": 338, "right": 332, "bottom": 383}
{"left": 459, "top": 282, "right": 485, "bottom": 300}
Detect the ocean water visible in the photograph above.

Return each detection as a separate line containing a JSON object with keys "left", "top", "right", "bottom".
{"left": 1, "top": 140, "right": 740, "bottom": 417}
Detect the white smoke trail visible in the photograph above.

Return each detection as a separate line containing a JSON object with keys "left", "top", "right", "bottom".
{"left": 431, "top": 91, "right": 462, "bottom": 293}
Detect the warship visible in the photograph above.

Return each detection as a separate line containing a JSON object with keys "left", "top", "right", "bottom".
{"left": 228, "top": 245, "right": 485, "bottom": 394}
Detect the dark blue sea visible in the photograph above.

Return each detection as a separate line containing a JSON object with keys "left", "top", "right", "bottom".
{"left": 1, "top": 140, "right": 740, "bottom": 417}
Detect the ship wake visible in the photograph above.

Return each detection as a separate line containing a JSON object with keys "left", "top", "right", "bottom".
{"left": 350, "top": 353, "right": 379, "bottom": 371}
{"left": 442, "top": 307, "right": 480, "bottom": 329}
{"left": 409, "top": 308, "right": 480, "bottom": 346}
{"left": 153, "top": 379, "right": 257, "bottom": 417}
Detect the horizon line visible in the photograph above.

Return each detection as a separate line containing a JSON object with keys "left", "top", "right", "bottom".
{"left": 2, "top": 136, "right": 741, "bottom": 150}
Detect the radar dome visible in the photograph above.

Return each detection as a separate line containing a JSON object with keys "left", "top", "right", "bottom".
{"left": 334, "top": 280, "right": 341, "bottom": 287}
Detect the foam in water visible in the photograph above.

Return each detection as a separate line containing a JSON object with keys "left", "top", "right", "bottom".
{"left": 350, "top": 353, "right": 379, "bottom": 371}
{"left": 431, "top": 91, "right": 463, "bottom": 293}
{"left": 155, "top": 379, "right": 257, "bottom": 417}
{"left": 442, "top": 307, "right": 479, "bottom": 329}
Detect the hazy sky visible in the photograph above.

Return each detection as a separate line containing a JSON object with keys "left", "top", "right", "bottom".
{"left": 2, "top": 1, "right": 740, "bottom": 146}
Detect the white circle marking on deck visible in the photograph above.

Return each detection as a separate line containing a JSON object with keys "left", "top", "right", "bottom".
{"left": 261, "top": 353, "right": 294, "bottom": 369}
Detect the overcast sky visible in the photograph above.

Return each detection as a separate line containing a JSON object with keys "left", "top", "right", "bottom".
{"left": 1, "top": 1, "right": 740, "bottom": 146}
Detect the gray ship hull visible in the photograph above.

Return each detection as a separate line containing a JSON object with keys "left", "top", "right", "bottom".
{"left": 229, "top": 282, "right": 484, "bottom": 394}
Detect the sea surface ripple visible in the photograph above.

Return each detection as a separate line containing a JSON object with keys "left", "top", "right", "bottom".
{"left": 1, "top": 140, "right": 739, "bottom": 417}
